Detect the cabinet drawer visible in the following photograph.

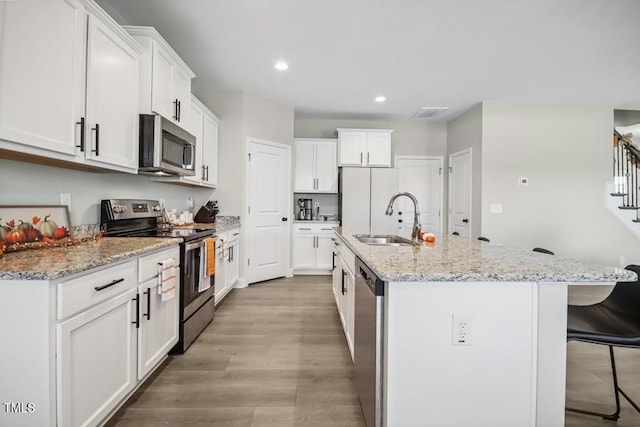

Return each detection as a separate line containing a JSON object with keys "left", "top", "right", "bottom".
{"left": 340, "top": 245, "right": 356, "bottom": 275}
{"left": 294, "top": 223, "right": 338, "bottom": 234}
{"left": 138, "top": 246, "right": 180, "bottom": 283}
{"left": 57, "top": 260, "right": 137, "bottom": 320}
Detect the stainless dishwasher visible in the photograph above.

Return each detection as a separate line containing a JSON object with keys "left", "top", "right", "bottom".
{"left": 354, "top": 257, "right": 384, "bottom": 427}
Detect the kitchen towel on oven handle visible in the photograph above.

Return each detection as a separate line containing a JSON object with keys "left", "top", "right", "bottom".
{"left": 198, "top": 237, "right": 214, "bottom": 292}
{"left": 157, "top": 258, "right": 177, "bottom": 301}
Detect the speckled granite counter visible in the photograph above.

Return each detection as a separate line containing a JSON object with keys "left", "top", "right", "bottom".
{"left": 0, "top": 237, "right": 180, "bottom": 281}
{"left": 334, "top": 228, "right": 636, "bottom": 283}
{"left": 172, "top": 216, "right": 240, "bottom": 233}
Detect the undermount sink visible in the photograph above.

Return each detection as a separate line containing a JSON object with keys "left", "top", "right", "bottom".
{"left": 353, "top": 234, "right": 418, "bottom": 246}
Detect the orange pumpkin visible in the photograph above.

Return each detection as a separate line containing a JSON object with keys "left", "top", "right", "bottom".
{"left": 6, "top": 230, "right": 26, "bottom": 244}
{"left": 26, "top": 228, "right": 43, "bottom": 242}
{"left": 53, "top": 226, "right": 68, "bottom": 240}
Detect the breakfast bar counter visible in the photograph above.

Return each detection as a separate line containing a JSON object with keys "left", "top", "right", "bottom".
{"left": 332, "top": 228, "right": 636, "bottom": 427}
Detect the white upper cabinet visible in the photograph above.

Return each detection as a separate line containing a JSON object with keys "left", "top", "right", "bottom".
{"left": 0, "top": 0, "right": 86, "bottom": 157}
{"left": 337, "top": 129, "right": 393, "bottom": 167}
{"left": 0, "top": 0, "right": 142, "bottom": 173}
{"left": 84, "top": 12, "right": 140, "bottom": 171}
{"left": 294, "top": 138, "right": 337, "bottom": 193}
{"left": 156, "top": 95, "right": 219, "bottom": 188}
{"left": 124, "top": 26, "right": 195, "bottom": 129}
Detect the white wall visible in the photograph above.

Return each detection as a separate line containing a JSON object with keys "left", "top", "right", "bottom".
{"left": 0, "top": 159, "right": 213, "bottom": 225}
{"left": 481, "top": 103, "right": 640, "bottom": 266}
{"left": 446, "top": 104, "right": 483, "bottom": 237}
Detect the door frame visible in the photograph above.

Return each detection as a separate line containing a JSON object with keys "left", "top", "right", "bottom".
{"left": 394, "top": 155, "right": 445, "bottom": 235}
{"left": 244, "top": 137, "right": 292, "bottom": 285}
{"left": 448, "top": 148, "right": 473, "bottom": 237}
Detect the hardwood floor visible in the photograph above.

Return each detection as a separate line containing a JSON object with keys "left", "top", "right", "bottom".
{"left": 107, "top": 279, "right": 640, "bottom": 426}
{"left": 566, "top": 285, "right": 640, "bottom": 427}
{"left": 107, "top": 275, "right": 365, "bottom": 427}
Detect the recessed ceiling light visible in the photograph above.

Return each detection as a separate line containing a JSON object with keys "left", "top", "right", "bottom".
{"left": 375, "top": 95, "right": 386, "bottom": 103}
{"left": 274, "top": 61, "right": 288, "bottom": 71}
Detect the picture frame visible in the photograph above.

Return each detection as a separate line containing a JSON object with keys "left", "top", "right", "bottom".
{"left": 0, "top": 205, "right": 72, "bottom": 247}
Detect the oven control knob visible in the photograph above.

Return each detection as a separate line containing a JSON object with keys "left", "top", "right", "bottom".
{"left": 113, "top": 205, "right": 122, "bottom": 213}
{"left": 152, "top": 205, "right": 161, "bottom": 211}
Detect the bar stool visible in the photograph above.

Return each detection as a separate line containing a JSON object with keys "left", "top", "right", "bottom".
{"left": 566, "top": 265, "right": 640, "bottom": 420}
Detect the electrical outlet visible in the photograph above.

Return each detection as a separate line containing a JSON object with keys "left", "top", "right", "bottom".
{"left": 452, "top": 313, "right": 472, "bottom": 346}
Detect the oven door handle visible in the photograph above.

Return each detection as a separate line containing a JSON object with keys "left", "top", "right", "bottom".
{"left": 185, "top": 240, "right": 203, "bottom": 251}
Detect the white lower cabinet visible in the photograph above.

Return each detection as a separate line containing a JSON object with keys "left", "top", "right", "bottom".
{"left": 293, "top": 223, "right": 338, "bottom": 274}
{"left": 0, "top": 244, "right": 180, "bottom": 427}
{"left": 136, "top": 247, "right": 180, "bottom": 379}
{"left": 214, "top": 227, "right": 241, "bottom": 305}
{"left": 57, "top": 286, "right": 137, "bottom": 427}
{"left": 332, "top": 234, "right": 355, "bottom": 361}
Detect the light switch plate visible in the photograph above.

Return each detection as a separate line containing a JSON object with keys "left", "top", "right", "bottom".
{"left": 60, "top": 193, "right": 72, "bottom": 211}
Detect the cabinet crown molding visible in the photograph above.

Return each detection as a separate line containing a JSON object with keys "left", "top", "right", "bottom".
{"left": 122, "top": 25, "right": 195, "bottom": 78}
{"left": 81, "top": 1, "right": 144, "bottom": 55}
{"left": 337, "top": 128, "right": 394, "bottom": 133}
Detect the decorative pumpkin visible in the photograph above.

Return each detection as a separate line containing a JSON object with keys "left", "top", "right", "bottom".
{"left": 0, "top": 225, "right": 9, "bottom": 240}
{"left": 26, "top": 228, "right": 42, "bottom": 242}
{"left": 38, "top": 215, "right": 58, "bottom": 238}
{"left": 6, "top": 229, "right": 26, "bottom": 245}
{"left": 16, "top": 220, "right": 33, "bottom": 233}
{"left": 53, "top": 226, "right": 68, "bottom": 240}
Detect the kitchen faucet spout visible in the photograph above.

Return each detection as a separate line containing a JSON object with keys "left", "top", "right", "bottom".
{"left": 385, "top": 192, "right": 421, "bottom": 239}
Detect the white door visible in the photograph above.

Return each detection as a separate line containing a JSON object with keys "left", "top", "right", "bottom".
{"left": 365, "top": 132, "right": 391, "bottom": 167}
{"left": 395, "top": 156, "right": 444, "bottom": 235}
{"left": 294, "top": 139, "right": 316, "bottom": 192}
{"left": 449, "top": 148, "right": 472, "bottom": 237}
{"left": 246, "top": 139, "right": 290, "bottom": 284}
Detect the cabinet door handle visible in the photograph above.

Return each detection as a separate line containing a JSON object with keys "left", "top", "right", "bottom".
{"left": 132, "top": 293, "right": 140, "bottom": 329}
{"left": 360, "top": 152, "right": 363, "bottom": 164}
{"left": 206, "top": 165, "right": 209, "bottom": 181}
{"left": 299, "top": 227, "right": 311, "bottom": 231}
{"left": 202, "top": 165, "right": 206, "bottom": 180}
{"left": 94, "top": 277, "right": 124, "bottom": 291}
{"left": 178, "top": 100, "right": 181, "bottom": 122}
{"left": 144, "top": 288, "right": 151, "bottom": 320}
{"left": 91, "top": 123, "right": 99, "bottom": 156}
{"left": 232, "top": 232, "right": 240, "bottom": 236}
{"left": 367, "top": 152, "right": 370, "bottom": 164}
{"left": 174, "top": 99, "right": 179, "bottom": 121}
{"left": 76, "top": 117, "right": 85, "bottom": 152}
{"left": 332, "top": 252, "right": 336, "bottom": 270}
{"left": 341, "top": 269, "right": 346, "bottom": 295}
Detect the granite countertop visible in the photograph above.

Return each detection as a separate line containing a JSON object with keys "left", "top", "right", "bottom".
{"left": 334, "top": 228, "right": 637, "bottom": 283}
{"left": 0, "top": 237, "right": 180, "bottom": 281}
{"left": 172, "top": 216, "right": 240, "bottom": 232}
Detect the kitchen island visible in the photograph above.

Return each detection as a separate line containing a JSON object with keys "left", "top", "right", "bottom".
{"left": 333, "top": 228, "right": 636, "bottom": 427}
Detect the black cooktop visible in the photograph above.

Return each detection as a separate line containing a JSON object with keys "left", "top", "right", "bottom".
{"left": 118, "top": 227, "right": 213, "bottom": 241}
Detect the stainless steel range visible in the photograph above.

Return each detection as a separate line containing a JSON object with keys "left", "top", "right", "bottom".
{"left": 101, "top": 199, "right": 215, "bottom": 353}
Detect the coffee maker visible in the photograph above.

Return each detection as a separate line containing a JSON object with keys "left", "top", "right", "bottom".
{"left": 297, "top": 198, "right": 313, "bottom": 220}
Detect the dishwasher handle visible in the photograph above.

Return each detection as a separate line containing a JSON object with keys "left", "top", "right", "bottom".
{"left": 355, "top": 257, "right": 385, "bottom": 296}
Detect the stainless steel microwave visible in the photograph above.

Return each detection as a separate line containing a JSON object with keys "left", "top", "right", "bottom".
{"left": 139, "top": 114, "right": 196, "bottom": 176}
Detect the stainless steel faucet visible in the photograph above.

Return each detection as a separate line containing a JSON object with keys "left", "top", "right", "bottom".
{"left": 385, "top": 192, "right": 422, "bottom": 239}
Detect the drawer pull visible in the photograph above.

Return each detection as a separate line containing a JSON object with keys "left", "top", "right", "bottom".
{"left": 94, "top": 278, "right": 124, "bottom": 291}
{"left": 299, "top": 227, "right": 311, "bottom": 230}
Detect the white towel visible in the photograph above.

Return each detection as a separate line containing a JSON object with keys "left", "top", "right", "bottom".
{"left": 198, "top": 241, "right": 212, "bottom": 292}
{"left": 157, "top": 258, "right": 177, "bottom": 301}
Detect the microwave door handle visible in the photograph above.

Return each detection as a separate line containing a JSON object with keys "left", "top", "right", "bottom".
{"left": 153, "top": 115, "right": 162, "bottom": 167}
{"left": 183, "top": 144, "right": 192, "bottom": 168}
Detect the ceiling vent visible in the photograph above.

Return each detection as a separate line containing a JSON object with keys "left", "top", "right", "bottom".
{"left": 410, "top": 107, "right": 448, "bottom": 120}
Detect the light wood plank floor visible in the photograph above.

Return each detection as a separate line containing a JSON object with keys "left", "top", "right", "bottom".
{"left": 107, "top": 278, "right": 640, "bottom": 426}
{"left": 107, "top": 275, "right": 365, "bottom": 427}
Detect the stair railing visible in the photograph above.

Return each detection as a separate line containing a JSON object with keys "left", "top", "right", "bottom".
{"left": 613, "top": 131, "right": 640, "bottom": 223}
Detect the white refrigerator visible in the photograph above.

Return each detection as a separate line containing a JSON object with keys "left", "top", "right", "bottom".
{"left": 339, "top": 167, "right": 399, "bottom": 235}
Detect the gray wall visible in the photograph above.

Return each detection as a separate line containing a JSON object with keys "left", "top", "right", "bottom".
{"left": 197, "top": 90, "right": 294, "bottom": 217}
{"left": 481, "top": 103, "right": 640, "bottom": 266}
{"left": 0, "top": 159, "right": 212, "bottom": 225}
{"left": 446, "top": 104, "right": 483, "bottom": 237}
{"left": 294, "top": 118, "right": 447, "bottom": 158}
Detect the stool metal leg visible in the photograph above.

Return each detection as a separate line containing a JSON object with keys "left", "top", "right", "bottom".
{"left": 566, "top": 346, "right": 621, "bottom": 421}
